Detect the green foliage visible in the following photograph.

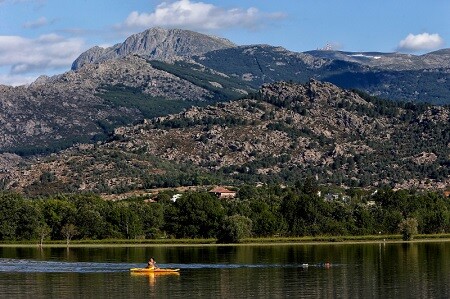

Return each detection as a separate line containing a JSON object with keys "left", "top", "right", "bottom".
{"left": 280, "top": 190, "right": 325, "bottom": 236}
{"left": 149, "top": 60, "right": 253, "bottom": 101}
{"left": 0, "top": 186, "right": 449, "bottom": 242}
{"left": 61, "top": 223, "right": 78, "bottom": 246}
{"left": 194, "top": 46, "right": 313, "bottom": 88}
{"left": 97, "top": 84, "right": 207, "bottom": 121}
{"left": 40, "top": 197, "right": 77, "bottom": 240}
{"left": 327, "top": 70, "right": 450, "bottom": 105}
{"left": 0, "top": 194, "right": 22, "bottom": 240}
{"left": 7, "top": 137, "right": 96, "bottom": 157}
{"left": 217, "top": 214, "right": 252, "bottom": 243}
{"left": 164, "top": 192, "right": 225, "bottom": 238}
{"left": 399, "top": 217, "right": 419, "bottom": 241}
{"left": 36, "top": 222, "right": 52, "bottom": 247}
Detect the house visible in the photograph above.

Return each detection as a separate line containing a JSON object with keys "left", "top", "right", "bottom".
{"left": 171, "top": 194, "right": 182, "bottom": 202}
{"left": 444, "top": 190, "right": 450, "bottom": 198}
{"left": 209, "top": 187, "right": 236, "bottom": 199}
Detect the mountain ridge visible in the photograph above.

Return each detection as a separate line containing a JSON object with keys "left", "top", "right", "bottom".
{"left": 72, "top": 27, "right": 236, "bottom": 70}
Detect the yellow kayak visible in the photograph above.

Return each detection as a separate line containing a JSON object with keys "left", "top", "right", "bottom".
{"left": 130, "top": 268, "right": 180, "bottom": 273}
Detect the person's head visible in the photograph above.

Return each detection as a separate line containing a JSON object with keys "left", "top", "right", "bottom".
{"left": 150, "top": 257, "right": 154, "bottom": 262}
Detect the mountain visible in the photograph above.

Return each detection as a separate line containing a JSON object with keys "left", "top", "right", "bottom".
{"left": 72, "top": 27, "right": 235, "bottom": 70}
{"left": 1, "top": 27, "right": 450, "bottom": 157}
{"left": 2, "top": 80, "right": 448, "bottom": 195}
{"left": 0, "top": 54, "right": 251, "bottom": 154}
{"left": 305, "top": 49, "right": 450, "bottom": 70}
{"left": 192, "top": 46, "right": 450, "bottom": 104}
{"left": 71, "top": 28, "right": 450, "bottom": 105}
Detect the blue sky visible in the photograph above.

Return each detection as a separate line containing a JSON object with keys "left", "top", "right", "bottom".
{"left": 0, "top": 0, "right": 449, "bottom": 85}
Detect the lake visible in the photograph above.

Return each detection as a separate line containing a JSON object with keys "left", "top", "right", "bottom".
{"left": 0, "top": 242, "right": 449, "bottom": 298}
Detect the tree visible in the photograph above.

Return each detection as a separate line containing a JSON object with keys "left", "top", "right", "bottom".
{"left": 418, "top": 194, "right": 449, "bottom": 234}
{"left": 249, "top": 199, "right": 283, "bottom": 237}
{"left": 112, "top": 202, "right": 143, "bottom": 239}
{"left": 40, "top": 198, "right": 77, "bottom": 240}
{"left": 131, "top": 202, "right": 164, "bottom": 239}
{"left": 280, "top": 191, "right": 323, "bottom": 236}
{"left": 36, "top": 223, "right": 52, "bottom": 247}
{"left": 300, "top": 177, "right": 320, "bottom": 196}
{"left": 164, "top": 192, "right": 225, "bottom": 238}
{"left": 217, "top": 215, "right": 252, "bottom": 243}
{"left": 237, "top": 185, "right": 259, "bottom": 200}
{"left": 17, "top": 200, "right": 43, "bottom": 240}
{"left": 0, "top": 193, "right": 23, "bottom": 240}
{"left": 382, "top": 210, "right": 403, "bottom": 234}
{"left": 399, "top": 217, "right": 418, "bottom": 241}
{"left": 73, "top": 195, "right": 110, "bottom": 239}
{"left": 61, "top": 223, "right": 78, "bottom": 247}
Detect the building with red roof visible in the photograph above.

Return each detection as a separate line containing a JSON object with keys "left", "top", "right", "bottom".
{"left": 209, "top": 186, "right": 236, "bottom": 199}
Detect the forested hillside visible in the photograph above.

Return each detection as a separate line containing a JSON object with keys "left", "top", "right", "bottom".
{"left": 2, "top": 80, "right": 448, "bottom": 195}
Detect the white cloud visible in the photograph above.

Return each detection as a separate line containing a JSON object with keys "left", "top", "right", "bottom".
{"left": 23, "top": 17, "right": 49, "bottom": 29}
{"left": 397, "top": 33, "right": 444, "bottom": 52}
{"left": 0, "top": 73, "right": 37, "bottom": 86}
{"left": 117, "top": 0, "right": 285, "bottom": 32}
{"left": 0, "top": 33, "right": 85, "bottom": 84}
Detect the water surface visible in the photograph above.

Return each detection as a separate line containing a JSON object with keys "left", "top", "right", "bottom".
{"left": 0, "top": 242, "right": 448, "bottom": 298}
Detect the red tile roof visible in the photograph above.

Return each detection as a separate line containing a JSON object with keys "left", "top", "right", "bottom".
{"left": 209, "top": 187, "right": 235, "bottom": 193}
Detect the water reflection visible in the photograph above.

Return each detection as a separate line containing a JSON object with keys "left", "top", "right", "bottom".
{"left": 0, "top": 242, "right": 448, "bottom": 298}
{"left": 130, "top": 272, "right": 180, "bottom": 287}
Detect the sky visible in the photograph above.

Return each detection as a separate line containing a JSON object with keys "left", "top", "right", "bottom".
{"left": 0, "top": 0, "right": 449, "bottom": 86}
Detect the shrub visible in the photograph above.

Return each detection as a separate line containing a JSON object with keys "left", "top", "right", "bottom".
{"left": 217, "top": 215, "right": 252, "bottom": 243}
{"left": 399, "top": 217, "right": 418, "bottom": 241}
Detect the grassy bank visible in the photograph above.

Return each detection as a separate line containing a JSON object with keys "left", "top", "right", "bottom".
{"left": 1, "top": 234, "right": 450, "bottom": 247}
{"left": 240, "top": 233, "right": 450, "bottom": 244}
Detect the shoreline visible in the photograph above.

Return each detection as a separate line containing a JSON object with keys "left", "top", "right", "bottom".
{"left": 1, "top": 234, "right": 449, "bottom": 248}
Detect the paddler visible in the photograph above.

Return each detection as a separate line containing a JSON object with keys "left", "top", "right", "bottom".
{"left": 146, "top": 257, "right": 158, "bottom": 269}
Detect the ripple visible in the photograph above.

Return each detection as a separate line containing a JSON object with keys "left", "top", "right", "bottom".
{"left": 0, "top": 259, "right": 136, "bottom": 273}
{"left": 0, "top": 259, "right": 338, "bottom": 273}
{"left": 162, "top": 263, "right": 339, "bottom": 270}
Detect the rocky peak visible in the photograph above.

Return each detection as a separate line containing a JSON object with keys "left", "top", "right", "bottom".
{"left": 71, "top": 46, "right": 110, "bottom": 70}
{"left": 72, "top": 27, "right": 236, "bottom": 70}
{"left": 260, "top": 80, "right": 372, "bottom": 108}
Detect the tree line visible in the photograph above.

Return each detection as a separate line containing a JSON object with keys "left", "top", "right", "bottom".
{"left": 0, "top": 184, "right": 448, "bottom": 244}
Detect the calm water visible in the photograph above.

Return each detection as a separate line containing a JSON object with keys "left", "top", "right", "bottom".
{"left": 0, "top": 242, "right": 448, "bottom": 298}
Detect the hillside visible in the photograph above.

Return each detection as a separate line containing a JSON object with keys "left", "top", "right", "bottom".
{"left": 0, "top": 55, "right": 250, "bottom": 154}
{"left": 2, "top": 80, "right": 448, "bottom": 196}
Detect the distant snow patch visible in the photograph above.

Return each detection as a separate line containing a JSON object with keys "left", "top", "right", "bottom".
{"left": 349, "top": 54, "right": 381, "bottom": 60}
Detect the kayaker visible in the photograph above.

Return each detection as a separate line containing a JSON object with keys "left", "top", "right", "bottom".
{"left": 147, "top": 257, "right": 158, "bottom": 269}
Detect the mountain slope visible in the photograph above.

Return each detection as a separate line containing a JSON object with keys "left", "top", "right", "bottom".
{"left": 0, "top": 55, "right": 249, "bottom": 154}
{"left": 193, "top": 46, "right": 450, "bottom": 104}
{"left": 3, "top": 80, "right": 448, "bottom": 195}
{"left": 305, "top": 50, "right": 450, "bottom": 70}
